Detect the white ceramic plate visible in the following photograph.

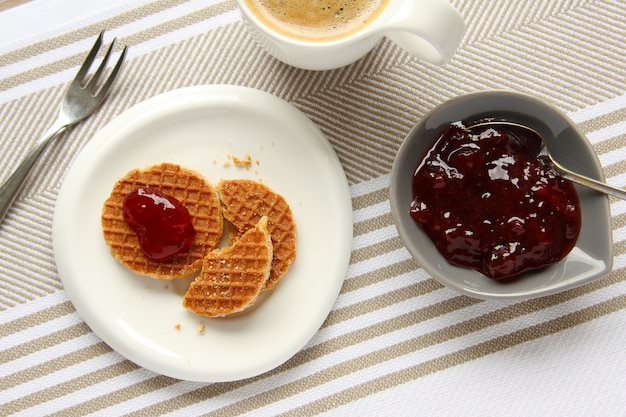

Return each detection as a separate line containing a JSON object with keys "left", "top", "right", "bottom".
{"left": 53, "top": 85, "right": 353, "bottom": 382}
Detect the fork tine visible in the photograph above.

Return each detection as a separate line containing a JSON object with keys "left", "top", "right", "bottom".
{"left": 95, "top": 45, "right": 128, "bottom": 99}
{"left": 85, "top": 37, "right": 116, "bottom": 93}
{"left": 74, "top": 31, "right": 104, "bottom": 85}
{"left": 0, "top": 31, "right": 127, "bottom": 223}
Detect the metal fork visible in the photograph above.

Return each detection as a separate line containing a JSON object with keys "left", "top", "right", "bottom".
{"left": 0, "top": 31, "right": 127, "bottom": 223}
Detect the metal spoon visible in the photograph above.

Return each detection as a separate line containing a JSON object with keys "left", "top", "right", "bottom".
{"left": 465, "top": 120, "right": 626, "bottom": 201}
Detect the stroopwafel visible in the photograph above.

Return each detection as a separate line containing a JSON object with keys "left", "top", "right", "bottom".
{"left": 101, "top": 163, "right": 223, "bottom": 279}
{"left": 217, "top": 179, "right": 296, "bottom": 290}
{"left": 183, "top": 216, "right": 273, "bottom": 317}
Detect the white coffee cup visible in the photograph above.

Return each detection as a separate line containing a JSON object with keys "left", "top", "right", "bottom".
{"left": 236, "top": 0, "right": 465, "bottom": 71}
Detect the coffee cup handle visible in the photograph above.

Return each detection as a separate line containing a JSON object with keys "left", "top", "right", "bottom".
{"left": 383, "top": 0, "right": 465, "bottom": 64}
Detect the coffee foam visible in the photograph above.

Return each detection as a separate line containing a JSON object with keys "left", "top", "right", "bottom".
{"left": 245, "top": 0, "right": 389, "bottom": 42}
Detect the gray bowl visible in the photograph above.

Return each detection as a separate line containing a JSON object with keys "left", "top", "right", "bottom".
{"left": 389, "top": 90, "right": 613, "bottom": 300}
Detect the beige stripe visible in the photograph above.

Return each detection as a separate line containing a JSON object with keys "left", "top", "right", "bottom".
{"left": 48, "top": 375, "right": 179, "bottom": 417}
{"left": 200, "top": 278, "right": 626, "bottom": 417}
{"left": 1, "top": 53, "right": 76, "bottom": 92}
{"left": 0, "top": 279, "right": 52, "bottom": 305}
{"left": 3, "top": 0, "right": 626, "bottom": 415}
{"left": 614, "top": 210, "right": 626, "bottom": 228}
{"left": 123, "top": 381, "right": 251, "bottom": 417}
{"left": 613, "top": 239, "right": 626, "bottom": 257}
{"left": 327, "top": 278, "right": 445, "bottom": 326}
{"left": 311, "top": 128, "right": 385, "bottom": 183}
{"left": 0, "top": 289, "right": 26, "bottom": 310}
{"left": 353, "top": 212, "right": 393, "bottom": 237}
{"left": 443, "top": 1, "right": 626, "bottom": 112}
{"left": 0, "top": 300, "right": 74, "bottom": 336}
{"left": 122, "top": 296, "right": 480, "bottom": 417}
{"left": 0, "top": 361, "right": 139, "bottom": 416}
{"left": 0, "top": 92, "right": 35, "bottom": 160}
{"left": 0, "top": 86, "right": 61, "bottom": 175}
{"left": 40, "top": 292, "right": 462, "bottom": 417}
{"left": 0, "top": 0, "right": 31, "bottom": 12}
{"left": 303, "top": 73, "right": 410, "bottom": 144}
{"left": 0, "top": 281, "right": 36, "bottom": 305}
{"left": 337, "top": 258, "right": 423, "bottom": 297}
{"left": 575, "top": 109, "right": 626, "bottom": 162}
{"left": 578, "top": 109, "right": 626, "bottom": 136}
{"left": 611, "top": 213, "right": 626, "bottom": 234}
{"left": 295, "top": 91, "right": 410, "bottom": 182}
{"left": 352, "top": 187, "right": 389, "bottom": 213}
{"left": 283, "top": 294, "right": 626, "bottom": 417}
{"left": 0, "top": 0, "right": 185, "bottom": 66}
{"left": 0, "top": 0, "right": 237, "bottom": 92}
{"left": 120, "top": 267, "right": 626, "bottom": 416}
{"left": 349, "top": 236, "right": 405, "bottom": 265}
{"left": 593, "top": 133, "right": 626, "bottom": 158}
{"left": 604, "top": 159, "right": 626, "bottom": 179}
{"left": 0, "top": 322, "right": 90, "bottom": 364}
{"left": 0, "top": 342, "right": 111, "bottom": 391}
{"left": 0, "top": 86, "right": 66, "bottom": 225}
{"left": 454, "top": 0, "right": 564, "bottom": 44}
{"left": 286, "top": 43, "right": 414, "bottom": 183}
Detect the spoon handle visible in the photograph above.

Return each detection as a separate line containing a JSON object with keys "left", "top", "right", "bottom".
{"left": 550, "top": 157, "right": 626, "bottom": 201}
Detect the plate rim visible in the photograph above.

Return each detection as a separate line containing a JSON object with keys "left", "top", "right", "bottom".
{"left": 52, "top": 85, "right": 353, "bottom": 381}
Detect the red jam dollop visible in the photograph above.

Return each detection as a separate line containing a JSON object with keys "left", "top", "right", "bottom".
{"left": 409, "top": 122, "right": 582, "bottom": 280}
{"left": 123, "top": 187, "right": 196, "bottom": 261}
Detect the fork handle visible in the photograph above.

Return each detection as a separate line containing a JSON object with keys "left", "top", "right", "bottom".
{"left": 0, "top": 120, "right": 68, "bottom": 223}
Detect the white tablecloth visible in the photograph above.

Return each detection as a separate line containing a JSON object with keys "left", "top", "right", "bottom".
{"left": 1, "top": 0, "right": 625, "bottom": 415}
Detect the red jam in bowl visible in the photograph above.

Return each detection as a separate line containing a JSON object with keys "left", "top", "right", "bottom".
{"left": 409, "top": 122, "right": 582, "bottom": 280}
{"left": 123, "top": 187, "right": 196, "bottom": 261}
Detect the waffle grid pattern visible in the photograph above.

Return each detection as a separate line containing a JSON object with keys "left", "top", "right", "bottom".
{"left": 217, "top": 179, "right": 297, "bottom": 290}
{"left": 183, "top": 217, "right": 272, "bottom": 317}
{"left": 101, "top": 163, "right": 223, "bottom": 279}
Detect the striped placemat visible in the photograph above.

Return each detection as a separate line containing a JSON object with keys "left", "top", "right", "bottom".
{"left": 1, "top": 0, "right": 625, "bottom": 415}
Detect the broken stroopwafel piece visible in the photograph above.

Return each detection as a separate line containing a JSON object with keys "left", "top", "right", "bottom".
{"left": 101, "top": 162, "right": 223, "bottom": 279}
{"left": 182, "top": 216, "right": 273, "bottom": 317}
{"left": 217, "top": 179, "right": 296, "bottom": 291}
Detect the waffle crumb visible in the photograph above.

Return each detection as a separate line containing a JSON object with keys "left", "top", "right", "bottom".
{"left": 223, "top": 154, "right": 254, "bottom": 168}
{"left": 233, "top": 154, "right": 252, "bottom": 167}
{"left": 197, "top": 323, "right": 205, "bottom": 334}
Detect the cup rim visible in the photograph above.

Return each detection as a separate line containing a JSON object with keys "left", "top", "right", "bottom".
{"left": 235, "top": 0, "right": 387, "bottom": 47}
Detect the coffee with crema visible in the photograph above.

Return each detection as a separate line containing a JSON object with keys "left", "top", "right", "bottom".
{"left": 243, "top": 0, "right": 390, "bottom": 42}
